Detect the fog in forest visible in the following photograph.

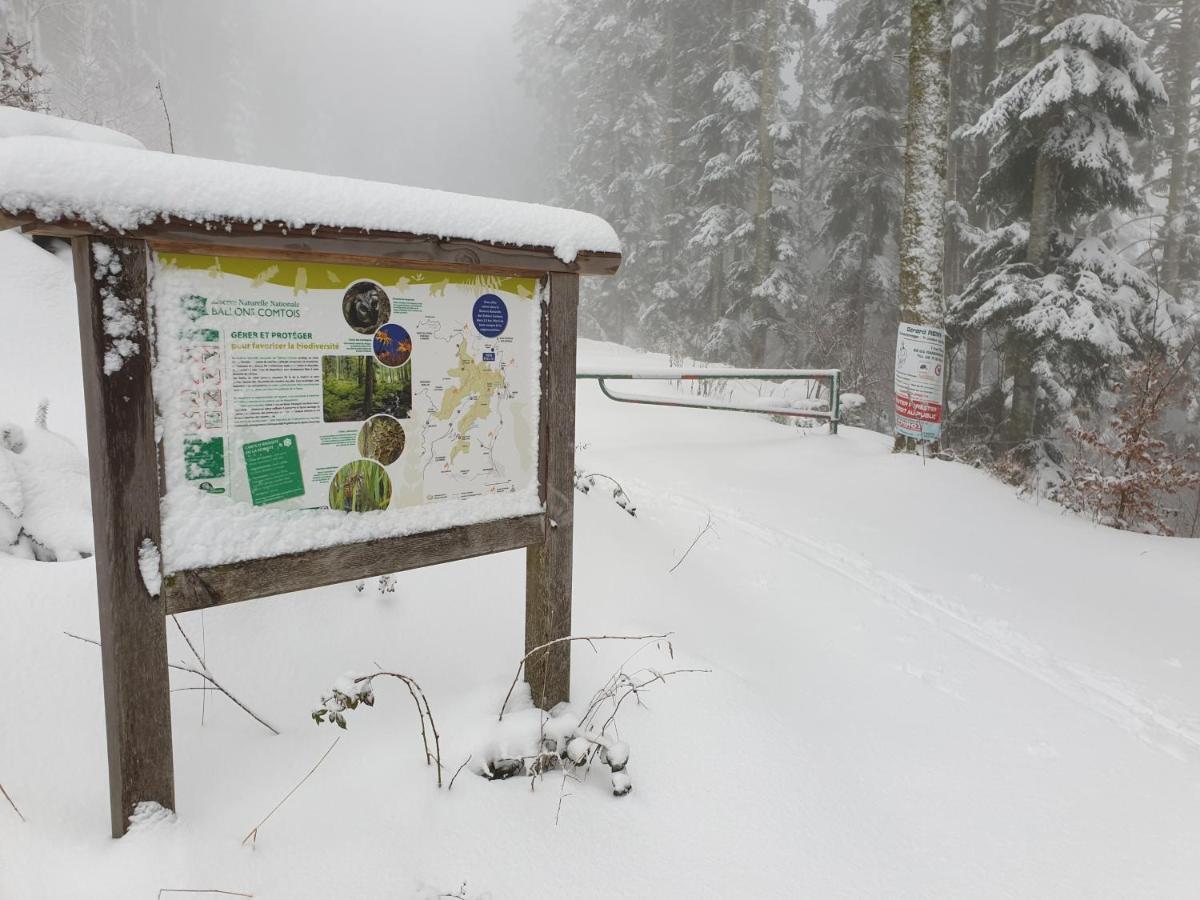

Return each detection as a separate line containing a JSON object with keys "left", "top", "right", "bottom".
{"left": 4, "top": 0, "right": 548, "bottom": 201}
{"left": 5, "top": 0, "right": 1199, "bottom": 515}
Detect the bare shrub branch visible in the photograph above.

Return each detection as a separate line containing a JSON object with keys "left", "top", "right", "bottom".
{"left": 64, "top": 629, "right": 279, "bottom": 736}
{"left": 493, "top": 635, "right": 708, "bottom": 813}
{"left": 499, "top": 633, "right": 673, "bottom": 720}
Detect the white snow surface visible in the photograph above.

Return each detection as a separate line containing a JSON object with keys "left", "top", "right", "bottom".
{"left": 0, "top": 106, "right": 145, "bottom": 149}
{"left": 0, "top": 233, "right": 85, "bottom": 447}
{"left": 160, "top": 486, "right": 542, "bottom": 573}
{"left": 1, "top": 338, "right": 1199, "bottom": 898}
{"left": 4, "top": 423, "right": 92, "bottom": 560}
{"left": 0, "top": 136, "right": 621, "bottom": 263}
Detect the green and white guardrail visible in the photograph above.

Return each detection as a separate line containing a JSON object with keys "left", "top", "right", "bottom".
{"left": 576, "top": 367, "right": 841, "bottom": 434}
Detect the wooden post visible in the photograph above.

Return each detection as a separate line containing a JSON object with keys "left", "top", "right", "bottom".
{"left": 73, "top": 235, "right": 175, "bottom": 837}
{"left": 525, "top": 272, "right": 579, "bottom": 709}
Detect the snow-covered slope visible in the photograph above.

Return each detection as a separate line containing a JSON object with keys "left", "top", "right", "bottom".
{"left": 0, "top": 106, "right": 145, "bottom": 149}
{"left": 0, "top": 232, "right": 85, "bottom": 445}
{"left": 0, "top": 340, "right": 1197, "bottom": 898}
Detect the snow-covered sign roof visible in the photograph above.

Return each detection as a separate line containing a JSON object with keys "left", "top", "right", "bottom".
{"left": 0, "top": 112, "right": 621, "bottom": 270}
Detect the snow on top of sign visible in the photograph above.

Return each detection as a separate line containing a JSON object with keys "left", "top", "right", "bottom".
{"left": 0, "top": 135, "right": 621, "bottom": 263}
{"left": 0, "top": 106, "right": 145, "bottom": 149}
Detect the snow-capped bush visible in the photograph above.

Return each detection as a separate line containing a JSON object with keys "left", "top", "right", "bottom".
{"left": 314, "top": 669, "right": 443, "bottom": 786}
{"left": 574, "top": 469, "right": 637, "bottom": 516}
{"left": 0, "top": 403, "right": 92, "bottom": 561}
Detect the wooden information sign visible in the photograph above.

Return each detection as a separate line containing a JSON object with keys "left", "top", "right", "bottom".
{"left": 1, "top": 147, "right": 619, "bottom": 836}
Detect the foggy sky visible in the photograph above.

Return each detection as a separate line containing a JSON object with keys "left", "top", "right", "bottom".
{"left": 162, "top": 1, "right": 547, "bottom": 203}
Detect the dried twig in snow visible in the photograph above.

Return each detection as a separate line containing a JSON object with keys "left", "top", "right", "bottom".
{"left": 155, "top": 81, "right": 175, "bottom": 153}
{"left": 1, "top": 781, "right": 24, "bottom": 822}
{"left": 669, "top": 513, "right": 714, "bottom": 573}
{"left": 448, "top": 755, "right": 473, "bottom": 792}
{"left": 241, "top": 737, "right": 340, "bottom": 846}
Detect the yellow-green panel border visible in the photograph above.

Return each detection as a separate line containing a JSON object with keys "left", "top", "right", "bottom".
{"left": 156, "top": 252, "right": 538, "bottom": 299}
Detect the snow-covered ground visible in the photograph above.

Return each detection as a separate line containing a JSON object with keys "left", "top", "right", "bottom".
{"left": 2, "top": 239, "right": 1199, "bottom": 897}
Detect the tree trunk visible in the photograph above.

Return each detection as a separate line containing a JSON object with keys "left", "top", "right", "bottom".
{"left": 754, "top": 0, "right": 777, "bottom": 286}
{"left": 363, "top": 356, "right": 375, "bottom": 418}
{"left": 943, "top": 10, "right": 964, "bottom": 424}
{"left": 965, "top": 0, "right": 1001, "bottom": 398}
{"left": 711, "top": 255, "right": 724, "bottom": 322}
{"left": 713, "top": 0, "right": 742, "bottom": 332}
{"left": 895, "top": 0, "right": 951, "bottom": 451}
{"left": 1006, "top": 0, "right": 1065, "bottom": 448}
{"left": 964, "top": 320, "right": 983, "bottom": 397}
{"left": 750, "top": 0, "right": 779, "bottom": 368}
{"left": 1008, "top": 149, "right": 1058, "bottom": 445}
{"left": 794, "top": 1, "right": 814, "bottom": 194}
{"left": 662, "top": 3, "right": 680, "bottom": 272}
{"left": 1161, "top": 0, "right": 1197, "bottom": 301}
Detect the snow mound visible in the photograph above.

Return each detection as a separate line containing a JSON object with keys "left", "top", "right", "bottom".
{"left": 0, "top": 106, "right": 144, "bottom": 149}
{"left": 0, "top": 135, "right": 621, "bottom": 264}
{"left": 126, "top": 801, "right": 176, "bottom": 832}
{"left": 0, "top": 232, "right": 85, "bottom": 445}
{"left": 0, "top": 416, "right": 92, "bottom": 561}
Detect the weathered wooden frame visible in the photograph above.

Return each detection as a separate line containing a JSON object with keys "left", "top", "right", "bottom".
{"left": 7, "top": 212, "right": 607, "bottom": 838}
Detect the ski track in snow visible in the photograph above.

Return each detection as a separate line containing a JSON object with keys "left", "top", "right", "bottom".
{"left": 644, "top": 481, "right": 1200, "bottom": 764}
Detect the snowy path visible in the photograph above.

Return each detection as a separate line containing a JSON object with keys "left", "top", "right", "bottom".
{"left": 645, "top": 483, "right": 1200, "bottom": 763}
{"left": 1, "top": 336, "right": 1198, "bottom": 898}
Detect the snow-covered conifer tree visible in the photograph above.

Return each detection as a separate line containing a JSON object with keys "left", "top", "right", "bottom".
{"left": 695, "top": 0, "right": 807, "bottom": 367}
{"left": 952, "top": 4, "right": 1177, "bottom": 460}
{"left": 810, "top": 0, "right": 908, "bottom": 420}
{"left": 518, "top": 0, "right": 808, "bottom": 365}
{"left": 518, "top": 0, "right": 668, "bottom": 346}
{"left": 945, "top": 0, "right": 1005, "bottom": 403}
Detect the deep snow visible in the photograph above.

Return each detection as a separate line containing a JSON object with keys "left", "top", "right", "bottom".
{"left": 0, "top": 107, "right": 145, "bottom": 150}
{"left": 1, "top": 237, "right": 1198, "bottom": 897}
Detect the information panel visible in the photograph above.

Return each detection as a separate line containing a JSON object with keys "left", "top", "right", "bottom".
{"left": 894, "top": 322, "right": 945, "bottom": 442}
{"left": 156, "top": 253, "right": 540, "bottom": 518}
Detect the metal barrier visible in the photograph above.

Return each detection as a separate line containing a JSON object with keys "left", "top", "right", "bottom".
{"left": 576, "top": 367, "right": 841, "bottom": 434}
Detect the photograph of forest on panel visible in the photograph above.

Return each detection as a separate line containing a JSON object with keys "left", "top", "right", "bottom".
{"left": 321, "top": 355, "right": 412, "bottom": 422}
